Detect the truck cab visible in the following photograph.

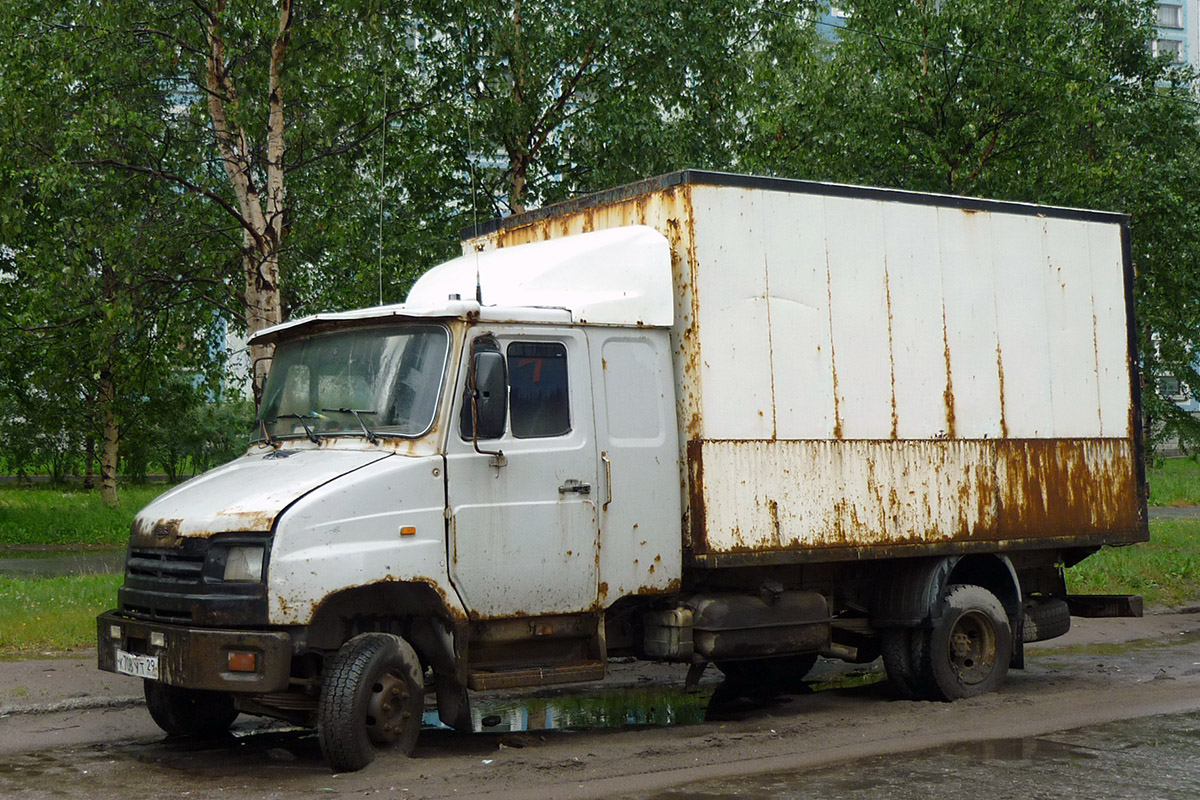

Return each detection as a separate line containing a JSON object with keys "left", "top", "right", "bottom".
{"left": 98, "top": 226, "right": 683, "bottom": 772}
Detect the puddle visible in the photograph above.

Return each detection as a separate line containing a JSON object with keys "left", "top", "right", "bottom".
{"left": 631, "top": 711, "right": 1200, "bottom": 799}
{"left": 421, "top": 665, "right": 883, "bottom": 734}
{"left": 463, "top": 686, "right": 715, "bottom": 733}
{"left": 0, "top": 549, "right": 125, "bottom": 577}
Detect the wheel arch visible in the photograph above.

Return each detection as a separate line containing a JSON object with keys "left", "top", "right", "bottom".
{"left": 872, "top": 554, "right": 1022, "bottom": 628}
{"left": 307, "top": 580, "right": 466, "bottom": 683}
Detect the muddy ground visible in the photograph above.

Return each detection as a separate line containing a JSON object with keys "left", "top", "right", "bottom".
{"left": 3, "top": 611, "right": 1200, "bottom": 799}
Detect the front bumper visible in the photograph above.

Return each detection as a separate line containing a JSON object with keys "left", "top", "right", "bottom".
{"left": 97, "top": 611, "right": 292, "bottom": 693}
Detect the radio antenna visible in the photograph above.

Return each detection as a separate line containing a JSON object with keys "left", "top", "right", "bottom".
{"left": 464, "top": 15, "right": 484, "bottom": 306}
{"left": 377, "top": 67, "right": 387, "bottom": 306}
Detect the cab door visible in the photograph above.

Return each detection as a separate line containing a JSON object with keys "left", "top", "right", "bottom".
{"left": 445, "top": 328, "right": 599, "bottom": 618}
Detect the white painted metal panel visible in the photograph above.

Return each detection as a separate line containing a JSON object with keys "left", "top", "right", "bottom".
{"left": 992, "top": 213, "right": 1056, "bottom": 438}
{"left": 591, "top": 330, "right": 681, "bottom": 603}
{"left": 408, "top": 225, "right": 674, "bottom": 327}
{"left": 823, "top": 196, "right": 895, "bottom": 439}
{"left": 883, "top": 202, "right": 953, "bottom": 439}
{"left": 690, "top": 186, "right": 775, "bottom": 440}
{"left": 1043, "top": 217, "right": 1103, "bottom": 437}
{"left": 1089, "top": 223, "right": 1133, "bottom": 437}
{"left": 939, "top": 208, "right": 1003, "bottom": 438}
{"left": 762, "top": 193, "right": 838, "bottom": 439}
{"left": 446, "top": 328, "right": 599, "bottom": 618}
{"left": 134, "top": 449, "right": 391, "bottom": 537}
{"left": 268, "top": 455, "right": 455, "bottom": 624}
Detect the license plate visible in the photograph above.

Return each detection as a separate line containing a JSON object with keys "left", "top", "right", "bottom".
{"left": 115, "top": 649, "right": 159, "bottom": 680}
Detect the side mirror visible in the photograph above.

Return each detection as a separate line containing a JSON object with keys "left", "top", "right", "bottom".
{"left": 472, "top": 350, "right": 508, "bottom": 440}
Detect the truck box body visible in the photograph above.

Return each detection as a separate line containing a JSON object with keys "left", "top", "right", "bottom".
{"left": 464, "top": 171, "right": 1147, "bottom": 566}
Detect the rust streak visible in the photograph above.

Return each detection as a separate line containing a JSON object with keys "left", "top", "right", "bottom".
{"left": 996, "top": 343, "right": 1008, "bottom": 439}
{"left": 941, "top": 306, "right": 956, "bottom": 438}
{"left": 825, "top": 245, "right": 843, "bottom": 439}
{"left": 884, "top": 261, "right": 898, "bottom": 440}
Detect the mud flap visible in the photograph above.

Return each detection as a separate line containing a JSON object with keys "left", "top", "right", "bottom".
{"left": 1010, "top": 627, "right": 1025, "bottom": 670}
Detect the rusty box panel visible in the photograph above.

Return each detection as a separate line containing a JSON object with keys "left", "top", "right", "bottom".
{"left": 464, "top": 172, "right": 1145, "bottom": 564}
{"left": 687, "top": 438, "right": 1145, "bottom": 559}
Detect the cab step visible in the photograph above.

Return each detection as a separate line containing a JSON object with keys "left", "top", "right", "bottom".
{"left": 467, "top": 661, "right": 606, "bottom": 690}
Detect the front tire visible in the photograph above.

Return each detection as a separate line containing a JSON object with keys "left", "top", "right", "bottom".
{"left": 144, "top": 681, "right": 238, "bottom": 737}
{"left": 318, "top": 633, "right": 424, "bottom": 773}
{"left": 921, "top": 584, "right": 1012, "bottom": 700}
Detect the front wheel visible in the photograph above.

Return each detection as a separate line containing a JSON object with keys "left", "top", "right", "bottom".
{"left": 144, "top": 681, "right": 238, "bottom": 737}
{"left": 318, "top": 633, "right": 424, "bottom": 773}
{"left": 922, "top": 584, "right": 1012, "bottom": 700}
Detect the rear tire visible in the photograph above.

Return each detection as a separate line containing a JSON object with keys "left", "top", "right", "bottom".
{"left": 1022, "top": 597, "right": 1071, "bottom": 643}
{"left": 144, "top": 681, "right": 238, "bottom": 737}
{"left": 921, "top": 584, "right": 1011, "bottom": 700}
{"left": 318, "top": 633, "right": 424, "bottom": 773}
{"left": 881, "top": 628, "right": 930, "bottom": 700}
{"left": 715, "top": 653, "right": 819, "bottom": 687}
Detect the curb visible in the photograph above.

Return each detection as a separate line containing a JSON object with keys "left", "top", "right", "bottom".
{"left": 0, "top": 695, "right": 143, "bottom": 717}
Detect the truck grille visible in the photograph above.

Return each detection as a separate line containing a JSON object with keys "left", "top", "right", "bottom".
{"left": 117, "top": 533, "right": 271, "bottom": 628}
{"left": 127, "top": 548, "right": 206, "bottom": 581}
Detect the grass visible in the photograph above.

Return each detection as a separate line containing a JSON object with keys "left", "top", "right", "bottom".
{"left": 1148, "top": 457, "right": 1200, "bottom": 507}
{"left": 0, "top": 485, "right": 169, "bottom": 548}
{"left": 1067, "top": 518, "right": 1200, "bottom": 609}
{"left": 0, "top": 573, "right": 122, "bottom": 656}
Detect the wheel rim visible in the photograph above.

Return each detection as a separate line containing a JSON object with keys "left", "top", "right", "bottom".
{"left": 365, "top": 669, "right": 412, "bottom": 745}
{"left": 947, "top": 610, "right": 997, "bottom": 685}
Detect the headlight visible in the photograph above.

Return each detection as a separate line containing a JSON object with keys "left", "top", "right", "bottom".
{"left": 224, "top": 546, "right": 265, "bottom": 582}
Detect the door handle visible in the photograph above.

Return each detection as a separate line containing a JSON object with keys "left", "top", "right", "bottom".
{"left": 558, "top": 479, "right": 591, "bottom": 495}
{"left": 601, "top": 453, "right": 612, "bottom": 510}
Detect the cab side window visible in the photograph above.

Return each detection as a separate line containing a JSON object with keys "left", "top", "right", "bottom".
{"left": 508, "top": 342, "right": 570, "bottom": 438}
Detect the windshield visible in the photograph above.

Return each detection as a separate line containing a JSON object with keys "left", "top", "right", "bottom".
{"left": 257, "top": 324, "right": 450, "bottom": 441}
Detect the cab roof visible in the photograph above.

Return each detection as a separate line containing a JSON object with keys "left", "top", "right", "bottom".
{"left": 249, "top": 225, "right": 672, "bottom": 346}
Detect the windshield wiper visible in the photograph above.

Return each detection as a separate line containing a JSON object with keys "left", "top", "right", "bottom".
{"left": 322, "top": 408, "right": 379, "bottom": 444}
{"left": 274, "top": 413, "right": 321, "bottom": 444}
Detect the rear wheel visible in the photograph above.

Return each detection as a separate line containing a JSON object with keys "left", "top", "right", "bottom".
{"left": 921, "top": 584, "right": 1011, "bottom": 700}
{"left": 318, "top": 633, "right": 424, "bottom": 773}
{"left": 715, "top": 653, "right": 819, "bottom": 687}
{"left": 881, "top": 628, "right": 929, "bottom": 700}
{"left": 144, "top": 681, "right": 238, "bottom": 737}
{"left": 1022, "top": 597, "right": 1071, "bottom": 643}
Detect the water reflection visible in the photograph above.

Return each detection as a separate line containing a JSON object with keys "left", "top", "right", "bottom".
{"left": 418, "top": 665, "right": 883, "bottom": 734}
{"left": 631, "top": 711, "right": 1200, "bottom": 800}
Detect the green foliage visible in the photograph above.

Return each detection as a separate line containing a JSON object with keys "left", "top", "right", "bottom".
{"left": 3, "top": 0, "right": 1200, "bottom": 461}
{"left": 744, "top": 0, "right": 1200, "bottom": 453}
{"left": 0, "top": 485, "right": 169, "bottom": 547}
{"left": 0, "top": 574, "right": 123, "bottom": 655}
{"left": 457, "top": 0, "right": 801, "bottom": 213}
{"left": 1147, "top": 457, "right": 1200, "bottom": 507}
{"left": 1067, "top": 519, "right": 1200, "bottom": 609}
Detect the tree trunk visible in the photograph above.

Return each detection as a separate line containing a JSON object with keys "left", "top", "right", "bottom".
{"left": 99, "top": 258, "right": 120, "bottom": 506}
{"left": 244, "top": 233, "right": 281, "bottom": 406}
{"left": 100, "top": 365, "right": 120, "bottom": 507}
{"left": 509, "top": 165, "right": 528, "bottom": 215}
{"left": 204, "top": 0, "right": 291, "bottom": 408}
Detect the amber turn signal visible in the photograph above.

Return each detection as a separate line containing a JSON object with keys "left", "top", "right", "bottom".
{"left": 227, "top": 651, "right": 257, "bottom": 673}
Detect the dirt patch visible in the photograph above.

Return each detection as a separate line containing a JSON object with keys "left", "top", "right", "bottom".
{"left": 3, "top": 612, "right": 1200, "bottom": 799}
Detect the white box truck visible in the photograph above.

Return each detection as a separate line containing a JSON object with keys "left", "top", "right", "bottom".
{"left": 98, "top": 171, "right": 1147, "bottom": 771}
